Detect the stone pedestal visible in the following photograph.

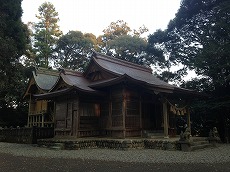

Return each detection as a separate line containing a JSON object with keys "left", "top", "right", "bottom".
{"left": 208, "top": 137, "right": 220, "bottom": 147}
{"left": 178, "top": 140, "right": 192, "bottom": 151}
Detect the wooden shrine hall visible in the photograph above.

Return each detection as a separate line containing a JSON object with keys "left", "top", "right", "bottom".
{"left": 23, "top": 51, "right": 202, "bottom": 139}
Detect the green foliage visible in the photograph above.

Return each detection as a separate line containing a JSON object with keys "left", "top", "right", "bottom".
{"left": 0, "top": 0, "right": 27, "bottom": 107}
{"left": 33, "top": 2, "right": 62, "bottom": 68}
{"left": 108, "top": 35, "right": 148, "bottom": 65}
{"left": 98, "top": 20, "right": 149, "bottom": 65}
{"left": 148, "top": 0, "right": 230, "bottom": 87}
{"left": 148, "top": 0, "right": 230, "bottom": 140}
{"left": 0, "top": 0, "right": 28, "bottom": 126}
{"left": 0, "top": 0, "right": 27, "bottom": 63}
{"left": 54, "top": 31, "right": 96, "bottom": 71}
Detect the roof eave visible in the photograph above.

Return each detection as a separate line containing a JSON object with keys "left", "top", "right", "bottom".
{"left": 173, "top": 87, "right": 209, "bottom": 97}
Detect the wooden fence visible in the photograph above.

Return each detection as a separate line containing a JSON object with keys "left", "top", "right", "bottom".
{"left": 0, "top": 127, "right": 54, "bottom": 144}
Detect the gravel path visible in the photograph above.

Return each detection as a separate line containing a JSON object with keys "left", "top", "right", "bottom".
{"left": 0, "top": 142, "right": 230, "bottom": 164}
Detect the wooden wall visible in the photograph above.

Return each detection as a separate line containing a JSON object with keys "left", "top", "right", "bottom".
{"left": 29, "top": 100, "right": 47, "bottom": 114}
{"left": 55, "top": 97, "right": 78, "bottom": 136}
{"left": 53, "top": 85, "right": 163, "bottom": 138}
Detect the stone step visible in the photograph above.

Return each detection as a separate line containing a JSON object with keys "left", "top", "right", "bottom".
{"left": 192, "top": 140, "right": 210, "bottom": 146}
{"left": 149, "top": 135, "right": 165, "bottom": 139}
{"left": 49, "top": 146, "right": 63, "bottom": 150}
{"left": 192, "top": 137, "right": 207, "bottom": 142}
{"left": 49, "top": 143, "right": 64, "bottom": 150}
{"left": 143, "top": 130, "right": 164, "bottom": 139}
{"left": 191, "top": 143, "right": 213, "bottom": 151}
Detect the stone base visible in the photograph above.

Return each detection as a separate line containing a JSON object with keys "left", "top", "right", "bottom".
{"left": 208, "top": 137, "right": 220, "bottom": 147}
{"left": 178, "top": 140, "right": 192, "bottom": 151}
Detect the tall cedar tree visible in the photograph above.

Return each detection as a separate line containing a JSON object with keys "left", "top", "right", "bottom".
{"left": 33, "top": 2, "right": 62, "bottom": 68}
{"left": 0, "top": 0, "right": 28, "bottom": 126}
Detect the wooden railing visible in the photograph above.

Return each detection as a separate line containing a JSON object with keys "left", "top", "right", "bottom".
{"left": 28, "top": 112, "right": 54, "bottom": 128}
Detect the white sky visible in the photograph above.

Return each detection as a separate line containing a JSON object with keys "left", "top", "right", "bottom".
{"left": 22, "top": 0, "right": 181, "bottom": 37}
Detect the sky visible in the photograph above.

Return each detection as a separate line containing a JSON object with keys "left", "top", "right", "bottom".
{"left": 21, "top": 0, "right": 181, "bottom": 37}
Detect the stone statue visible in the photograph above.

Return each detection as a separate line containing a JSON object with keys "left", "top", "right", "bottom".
{"left": 208, "top": 127, "right": 220, "bottom": 146}
{"left": 209, "top": 127, "right": 219, "bottom": 138}
{"left": 179, "top": 127, "right": 191, "bottom": 141}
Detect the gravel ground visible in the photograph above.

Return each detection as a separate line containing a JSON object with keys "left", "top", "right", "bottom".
{"left": 1, "top": 142, "right": 230, "bottom": 172}
{"left": 0, "top": 142, "right": 230, "bottom": 164}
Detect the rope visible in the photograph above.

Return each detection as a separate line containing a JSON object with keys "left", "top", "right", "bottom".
{"left": 166, "top": 98, "right": 188, "bottom": 116}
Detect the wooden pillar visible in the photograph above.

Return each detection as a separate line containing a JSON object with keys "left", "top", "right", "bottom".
{"left": 163, "top": 100, "right": 169, "bottom": 138}
{"left": 41, "top": 113, "right": 44, "bottom": 127}
{"left": 32, "top": 116, "right": 34, "bottom": 126}
{"left": 109, "top": 90, "right": 112, "bottom": 129}
{"left": 75, "top": 95, "right": 80, "bottom": 137}
{"left": 187, "top": 107, "right": 191, "bottom": 131}
{"left": 122, "top": 87, "right": 126, "bottom": 138}
{"left": 139, "top": 95, "right": 142, "bottom": 137}
{"left": 27, "top": 94, "right": 31, "bottom": 127}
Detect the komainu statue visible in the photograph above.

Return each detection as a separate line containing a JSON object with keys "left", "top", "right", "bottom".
{"left": 209, "top": 127, "right": 219, "bottom": 139}
{"left": 179, "top": 127, "right": 191, "bottom": 141}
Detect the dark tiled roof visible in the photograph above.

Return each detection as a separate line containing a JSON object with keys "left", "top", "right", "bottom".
{"left": 27, "top": 52, "right": 201, "bottom": 97}
{"left": 91, "top": 52, "right": 174, "bottom": 90}
{"left": 33, "top": 68, "right": 59, "bottom": 91}
{"left": 61, "top": 71, "right": 97, "bottom": 92}
{"left": 34, "top": 87, "right": 74, "bottom": 99}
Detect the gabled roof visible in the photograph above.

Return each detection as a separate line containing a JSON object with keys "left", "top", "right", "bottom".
{"left": 87, "top": 52, "right": 205, "bottom": 96}
{"left": 33, "top": 68, "right": 59, "bottom": 91}
{"left": 59, "top": 69, "right": 99, "bottom": 93}
{"left": 88, "top": 51, "right": 174, "bottom": 90}
{"left": 23, "top": 68, "right": 60, "bottom": 98}
{"left": 25, "top": 51, "right": 203, "bottom": 99}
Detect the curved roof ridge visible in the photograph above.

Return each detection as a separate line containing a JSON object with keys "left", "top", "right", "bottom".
{"left": 59, "top": 68, "right": 83, "bottom": 76}
{"left": 92, "top": 51, "right": 152, "bottom": 73}
{"left": 35, "top": 67, "right": 60, "bottom": 76}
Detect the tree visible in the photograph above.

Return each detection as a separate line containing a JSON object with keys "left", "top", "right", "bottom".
{"left": 102, "top": 20, "right": 132, "bottom": 41}
{"left": 0, "top": 0, "right": 28, "bottom": 126}
{"left": 97, "top": 20, "right": 149, "bottom": 65}
{"left": 108, "top": 35, "right": 148, "bottom": 65}
{"left": 0, "top": 0, "right": 28, "bottom": 107}
{"left": 97, "top": 20, "right": 132, "bottom": 54}
{"left": 148, "top": 0, "right": 230, "bottom": 85}
{"left": 33, "top": 2, "right": 62, "bottom": 68}
{"left": 147, "top": 0, "right": 230, "bottom": 141}
{"left": 54, "top": 31, "right": 96, "bottom": 71}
